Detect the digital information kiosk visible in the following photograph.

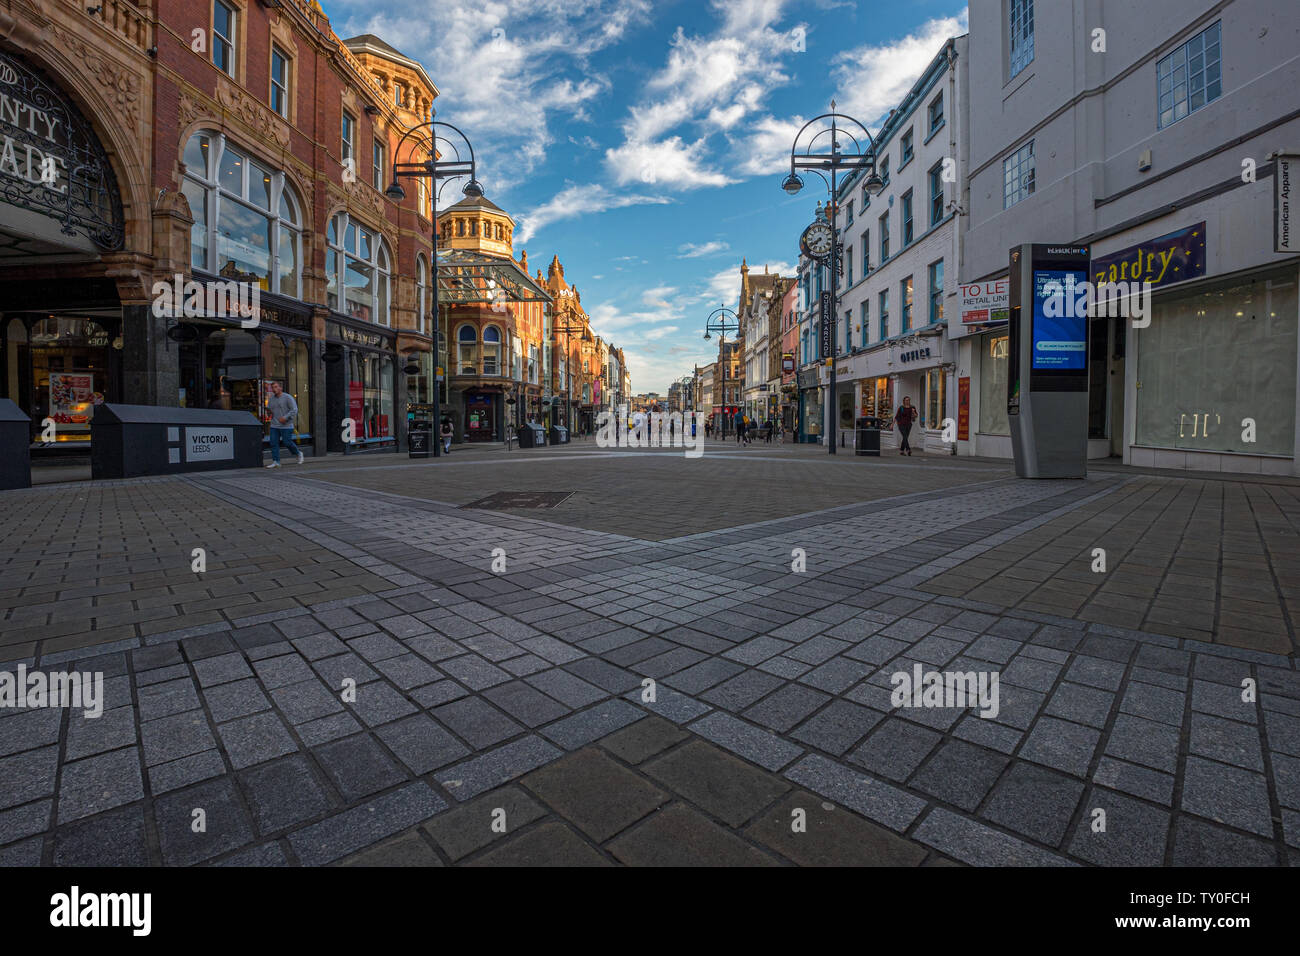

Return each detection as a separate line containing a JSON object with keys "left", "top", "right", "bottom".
{"left": 1007, "top": 243, "right": 1090, "bottom": 478}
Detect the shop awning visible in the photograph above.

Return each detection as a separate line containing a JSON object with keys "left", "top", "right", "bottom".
{"left": 437, "top": 249, "right": 553, "bottom": 306}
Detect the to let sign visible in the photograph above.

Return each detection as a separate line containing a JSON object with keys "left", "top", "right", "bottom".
{"left": 960, "top": 278, "right": 1009, "bottom": 325}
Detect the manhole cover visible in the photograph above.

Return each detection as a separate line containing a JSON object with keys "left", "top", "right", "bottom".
{"left": 463, "top": 491, "right": 574, "bottom": 510}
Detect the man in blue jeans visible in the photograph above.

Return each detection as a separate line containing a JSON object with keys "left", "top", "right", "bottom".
{"left": 265, "top": 381, "right": 304, "bottom": 468}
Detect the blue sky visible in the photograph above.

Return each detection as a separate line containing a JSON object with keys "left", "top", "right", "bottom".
{"left": 330, "top": 0, "right": 968, "bottom": 392}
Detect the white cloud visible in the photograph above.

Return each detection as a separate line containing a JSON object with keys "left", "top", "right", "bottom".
{"left": 642, "top": 286, "right": 678, "bottom": 308}
{"left": 605, "top": 137, "right": 732, "bottom": 189}
{"left": 676, "top": 241, "right": 730, "bottom": 258}
{"left": 694, "top": 260, "right": 795, "bottom": 306}
{"left": 332, "top": 0, "right": 652, "bottom": 188}
{"left": 514, "top": 184, "right": 671, "bottom": 244}
{"left": 831, "top": 12, "right": 968, "bottom": 127}
{"left": 604, "top": 0, "right": 806, "bottom": 192}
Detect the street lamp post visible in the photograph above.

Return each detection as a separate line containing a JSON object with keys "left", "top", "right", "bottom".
{"left": 552, "top": 291, "right": 583, "bottom": 438}
{"left": 703, "top": 305, "right": 739, "bottom": 440}
{"left": 386, "top": 113, "right": 483, "bottom": 457}
{"left": 782, "top": 100, "right": 884, "bottom": 455}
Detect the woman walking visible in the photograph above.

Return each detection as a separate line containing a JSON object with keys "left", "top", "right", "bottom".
{"left": 894, "top": 397, "right": 917, "bottom": 456}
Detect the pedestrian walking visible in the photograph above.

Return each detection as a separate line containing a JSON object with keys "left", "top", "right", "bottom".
{"left": 895, "top": 397, "right": 917, "bottom": 456}
{"left": 264, "top": 381, "right": 303, "bottom": 468}
{"left": 735, "top": 410, "right": 746, "bottom": 445}
{"left": 440, "top": 418, "right": 453, "bottom": 454}
{"left": 765, "top": 417, "right": 774, "bottom": 443}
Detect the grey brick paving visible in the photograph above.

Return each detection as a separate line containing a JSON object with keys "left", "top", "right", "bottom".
{"left": 4, "top": 451, "right": 1298, "bottom": 865}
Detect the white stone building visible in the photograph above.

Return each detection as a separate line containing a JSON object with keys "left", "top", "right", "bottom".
{"left": 958, "top": 0, "right": 1300, "bottom": 474}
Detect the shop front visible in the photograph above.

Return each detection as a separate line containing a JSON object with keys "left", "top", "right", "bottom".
{"left": 797, "top": 367, "right": 822, "bottom": 443}
{"left": 1129, "top": 264, "right": 1297, "bottom": 472}
{"left": 463, "top": 389, "right": 500, "bottom": 442}
{"left": 173, "top": 299, "right": 316, "bottom": 453}
{"left": 324, "top": 319, "right": 397, "bottom": 454}
{"left": 0, "top": 44, "right": 140, "bottom": 454}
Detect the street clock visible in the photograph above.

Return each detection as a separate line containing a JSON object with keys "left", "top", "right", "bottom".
{"left": 800, "top": 219, "right": 834, "bottom": 261}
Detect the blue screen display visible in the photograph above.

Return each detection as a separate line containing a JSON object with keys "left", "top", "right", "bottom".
{"left": 1031, "top": 269, "right": 1088, "bottom": 371}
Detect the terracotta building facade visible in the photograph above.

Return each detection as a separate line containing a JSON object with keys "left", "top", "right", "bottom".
{"left": 1, "top": 0, "right": 445, "bottom": 455}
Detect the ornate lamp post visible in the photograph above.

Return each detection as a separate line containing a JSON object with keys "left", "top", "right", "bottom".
{"left": 551, "top": 289, "right": 584, "bottom": 436}
{"left": 385, "top": 112, "right": 482, "bottom": 457}
{"left": 703, "top": 305, "right": 740, "bottom": 439}
{"left": 782, "top": 100, "right": 883, "bottom": 454}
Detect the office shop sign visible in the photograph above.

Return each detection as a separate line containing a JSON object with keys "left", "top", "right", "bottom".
{"left": 0, "top": 50, "right": 124, "bottom": 249}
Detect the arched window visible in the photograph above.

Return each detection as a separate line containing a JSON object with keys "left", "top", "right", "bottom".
{"left": 416, "top": 254, "right": 428, "bottom": 336}
{"left": 325, "top": 212, "right": 392, "bottom": 325}
{"left": 482, "top": 326, "right": 501, "bottom": 375}
{"left": 181, "top": 131, "right": 303, "bottom": 297}
{"left": 457, "top": 325, "right": 477, "bottom": 374}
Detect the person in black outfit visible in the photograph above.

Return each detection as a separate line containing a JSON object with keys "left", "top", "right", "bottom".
{"left": 895, "top": 396, "right": 917, "bottom": 456}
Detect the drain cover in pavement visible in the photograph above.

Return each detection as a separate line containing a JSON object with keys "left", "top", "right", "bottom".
{"left": 463, "top": 491, "right": 574, "bottom": 510}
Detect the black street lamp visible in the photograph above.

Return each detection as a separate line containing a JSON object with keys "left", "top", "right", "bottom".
{"left": 784, "top": 100, "right": 883, "bottom": 454}
{"left": 703, "top": 305, "right": 739, "bottom": 439}
{"left": 386, "top": 112, "right": 482, "bottom": 457}
{"left": 552, "top": 289, "right": 584, "bottom": 437}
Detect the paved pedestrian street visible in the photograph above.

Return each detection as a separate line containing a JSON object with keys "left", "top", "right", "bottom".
{"left": 2, "top": 445, "right": 1299, "bottom": 867}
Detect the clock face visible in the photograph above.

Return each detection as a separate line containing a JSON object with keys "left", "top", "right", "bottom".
{"left": 801, "top": 221, "right": 834, "bottom": 260}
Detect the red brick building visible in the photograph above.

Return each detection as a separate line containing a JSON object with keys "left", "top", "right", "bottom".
{"left": 2, "top": 0, "right": 442, "bottom": 455}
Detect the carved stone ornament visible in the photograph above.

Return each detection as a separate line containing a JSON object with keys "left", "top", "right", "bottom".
{"left": 215, "top": 76, "right": 290, "bottom": 149}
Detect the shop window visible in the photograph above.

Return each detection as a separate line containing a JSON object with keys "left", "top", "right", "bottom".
{"left": 1004, "top": 140, "right": 1035, "bottom": 208}
{"left": 212, "top": 1, "right": 236, "bottom": 77}
{"left": 270, "top": 46, "right": 290, "bottom": 118}
{"left": 372, "top": 139, "right": 385, "bottom": 191}
{"left": 326, "top": 212, "right": 392, "bottom": 325}
{"left": 416, "top": 254, "right": 429, "bottom": 336}
{"left": 1135, "top": 269, "right": 1297, "bottom": 456}
{"left": 1158, "top": 21, "right": 1220, "bottom": 128}
{"left": 929, "top": 163, "right": 944, "bottom": 226}
{"left": 928, "top": 259, "right": 944, "bottom": 324}
{"left": 180, "top": 328, "right": 260, "bottom": 416}
{"left": 979, "top": 334, "right": 1010, "bottom": 435}
{"left": 457, "top": 325, "right": 477, "bottom": 374}
{"left": 261, "top": 335, "right": 312, "bottom": 440}
{"left": 341, "top": 112, "right": 356, "bottom": 168}
{"left": 860, "top": 376, "right": 892, "bottom": 425}
{"left": 928, "top": 92, "right": 944, "bottom": 135}
{"left": 16, "top": 318, "right": 113, "bottom": 443}
{"left": 482, "top": 326, "right": 501, "bottom": 375}
{"left": 1010, "top": 0, "right": 1034, "bottom": 79}
{"left": 346, "top": 350, "right": 394, "bottom": 441}
{"left": 922, "top": 368, "right": 945, "bottom": 428}
{"left": 182, "top": 132, "right": 302, "bottom": 297}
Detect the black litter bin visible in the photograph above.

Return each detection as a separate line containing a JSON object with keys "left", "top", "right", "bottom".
{"left": 855, "top": 416, "right": 881, "bottom": 456}
{"left": 549, "top": 425, "right": 569, "bottom": 445}
{"left": 518, "top": 423, "right": 546, "bottom": 448}
{"left": 409, "top": 419, "right": 432, "bottom": 458}
{"left": 0, "top": 399, "right": 31, "bottom": 490}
